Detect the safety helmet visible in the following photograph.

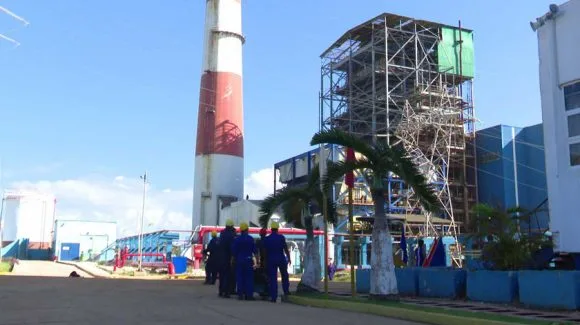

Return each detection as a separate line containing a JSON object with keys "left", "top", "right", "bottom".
{"left": 211, "top": 230, "right": 217, "bottom": 238}
{"left": 225, "top": 219, "right": 234, "bottom": 227}
{"left": 270, "top": 221, "right": 279, "bottom": 230}
{"left": 259, "top": 228, "right": 268, "bottom": 237}
{"left": 239, "top": 222, "right": 249, "bottom": 231}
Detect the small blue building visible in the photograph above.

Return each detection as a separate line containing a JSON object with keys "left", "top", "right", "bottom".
{"left": 476, "top": 124, "right": 549, "bottom": 232}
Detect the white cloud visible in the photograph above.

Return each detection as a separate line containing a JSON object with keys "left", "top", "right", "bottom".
{"left": 8, "top": 167, "right": 278, "bottom": 237}
{"left": 243, "top": 167, "right": 281, "bottom": 200}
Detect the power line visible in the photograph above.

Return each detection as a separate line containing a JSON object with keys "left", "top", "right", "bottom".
{"left": 0, "top": 5, "right": 29, "bottom": 48}
{"left": 475, "top": 143, "right": 546, "bottom": 175}
{"left": 476, "top": 131, "right": 545, "bottom": 151}
{"left": 466, "top": 162, "right": 547, "bottom": 193}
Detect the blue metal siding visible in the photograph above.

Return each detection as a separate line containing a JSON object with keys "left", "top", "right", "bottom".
{"left": 477, "top": 125, "right": 507, "bottom": 207}
{"left": 501, "top": 125, "right": 523, "bottom": 210}
{"left": 518, "top": 124, "right": 549, "bottom": 230}
{"left": 60, "top": 243, "right": 80, "bottom": 261}
{"left": 477, "top": 124, "right": 548, "bottom": 232}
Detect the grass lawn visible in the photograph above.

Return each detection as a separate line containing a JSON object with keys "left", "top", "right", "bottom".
{"left": 0, "top": 261, "right": 13, "bottom": 273}
{"left": 289, "top": 293, "right": 561, "bottom": 325}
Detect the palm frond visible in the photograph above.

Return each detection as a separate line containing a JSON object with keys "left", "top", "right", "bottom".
{"left": 386, "top": 146, "right": 440, "bottom": 213}
{"left": 310, "top": 129, "right": 380, "bottom": 163}
{"left": 258, "top": 187, "right": 310, "bottom": 227}
{"left": 312, "top": 189, "right": 338, "bottom": 225}
{"left": 326, "top": 196, "right": 338, "bottom": 225}
{"left": 321, "top": 159, "right": 374, "bottom": 193}
{"left": 281, "top": 199, "right": 305, "bottom": 228}
{"left": 307, "top": 165, "right": 320, "bottom": 190}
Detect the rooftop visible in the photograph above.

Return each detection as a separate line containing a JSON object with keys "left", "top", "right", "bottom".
{"left": 321, "top": 12, "right": 473, "bottom": 58}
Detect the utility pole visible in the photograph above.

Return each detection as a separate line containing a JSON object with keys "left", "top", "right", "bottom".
{"left": 138, "top": 171, "right": 148, "bottom": 272}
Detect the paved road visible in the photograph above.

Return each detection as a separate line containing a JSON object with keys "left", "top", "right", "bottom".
{"left": 11, "top": 260, "right": 91, "bottom": 277}
{"left": 0, "top": 276, "right": 420, "bottom": 325}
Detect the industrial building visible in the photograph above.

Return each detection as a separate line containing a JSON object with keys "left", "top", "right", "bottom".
{"left": 318, "top": 13, "right": 476, "bottom": 250}
{"left": 532, "top": 0, "right": 580, "bottom": 255}
{"left": 52, "top": 219, "right": 117, "bottom": 262}
{"left": 218, "top": 199, "right": 263, "bottom": 227}
{"left": 273, "top": 13, "right": 477, "bottom": 267}
{"left": 274, "top": 122, "right": 551, "bottom": 267}
{"left": 476, "top": 124, "right": 548, "bottom": 231}
{"left": 1, "top": 191, "right": 56, "bottom": 259}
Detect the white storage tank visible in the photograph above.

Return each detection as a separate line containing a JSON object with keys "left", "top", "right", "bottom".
{"left": 2, "top": 191, "right": 56, "bottom": 247}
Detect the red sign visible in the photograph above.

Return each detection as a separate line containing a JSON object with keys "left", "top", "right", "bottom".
{"left": 193, "top": 244, "right": 203, "bottom": 259}
{"left": 345, "top": 147, "right": 355, "bottom": 188}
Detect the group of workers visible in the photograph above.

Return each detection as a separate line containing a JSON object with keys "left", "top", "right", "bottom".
{"left": 203, "top": 219, "right": 291, "bottom": 303}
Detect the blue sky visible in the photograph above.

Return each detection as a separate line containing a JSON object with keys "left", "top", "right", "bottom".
{"left": 0, "top": 1, "right": 557, "bottom": 233}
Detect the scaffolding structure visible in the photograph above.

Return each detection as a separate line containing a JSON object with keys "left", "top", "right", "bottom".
{"left": 319, "top": 13, "right": 478, "bottom": 266}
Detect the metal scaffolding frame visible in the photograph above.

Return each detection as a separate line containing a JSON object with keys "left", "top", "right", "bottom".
{"left": 320, "top": 13, "right": 478, "bottom": 267}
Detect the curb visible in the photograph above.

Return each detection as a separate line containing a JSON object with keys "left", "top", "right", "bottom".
{"left": 56, "top": 261, "right": 106, "bottom": 279}
{"left": 287, "top": 296, "right": 523, "bottom": 325}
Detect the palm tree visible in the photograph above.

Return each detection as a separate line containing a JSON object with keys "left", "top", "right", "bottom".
{"left": 310, "top": 128, "right": 440, "bottom": 297}
{"left": 259, "top": 165, "right": 336, "bottom": 291}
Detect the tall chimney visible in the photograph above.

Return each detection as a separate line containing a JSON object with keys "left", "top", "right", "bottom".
{"left": 193, "top": 0, "right": 245, "bottom": 228}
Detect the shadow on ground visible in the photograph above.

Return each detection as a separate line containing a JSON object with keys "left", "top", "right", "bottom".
{"left": 0, "top": 276, "right": 419, "bottom": 325}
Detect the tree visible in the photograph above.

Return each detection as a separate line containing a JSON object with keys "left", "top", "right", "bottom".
{"left": 469, "top": 203, "right": 552, "bottom": 270}
{"left": 259, "top": 165, "right": 336, "bottom": 291}
{"left": 311, "top": 129, "right": 440, "bottom": 297}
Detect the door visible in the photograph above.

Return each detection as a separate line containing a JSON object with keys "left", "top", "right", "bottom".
{"left": 60, "top": 243, "right": 80, "bottom": 261}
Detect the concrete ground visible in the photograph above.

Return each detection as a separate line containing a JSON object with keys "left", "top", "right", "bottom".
{"left": 11, "top": 260, "right": 91, "bottom": 277}
{"left": 0, "top": 275, "right": 421, "bottom": 325}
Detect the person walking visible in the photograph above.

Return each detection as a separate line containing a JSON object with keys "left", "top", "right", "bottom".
{"left": 231, "top": 222, "right": 258, "bottom": 300}
{"left": 263, "top": 221, "right": 291, "bottom": 303}
{"left": 218, "top": 219, "right": 236, "bottom": 298}
{"left": 203, "top": 230, "right": 220, "bottom": 285}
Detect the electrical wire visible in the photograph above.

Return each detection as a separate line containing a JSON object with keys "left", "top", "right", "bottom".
{"left": 466, "top": 162, "right": 547, "bottom": 192}
{"left": 475, "top": 143, "right": 546, "bottom": 175}
{"left": 476, "top": 130, "right": 545, "bottom": 151}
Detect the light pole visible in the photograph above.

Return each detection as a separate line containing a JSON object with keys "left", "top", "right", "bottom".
{"left": 138, "top": 171, "right": 148, "bottom": 272}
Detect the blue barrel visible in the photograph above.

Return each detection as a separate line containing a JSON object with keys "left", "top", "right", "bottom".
{"left": 172, "top": 257, "right": 188, "bottom": 274}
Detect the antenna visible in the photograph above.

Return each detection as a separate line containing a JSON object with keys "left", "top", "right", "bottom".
{"left": 0, "top": 5, "right": 29, "bottom": 48}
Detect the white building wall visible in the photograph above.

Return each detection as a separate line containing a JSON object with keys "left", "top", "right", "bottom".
{"left": 2, "top": 191, "right": 56, "bottom": 244}
{"left": 218, "top": 200, "right": 261, "bottom": 226}
{"left": 535, "top": 0, "right": 580, "bottom": 252}
{"left": 53, "top": 220, "right": 117, "bottom": 261}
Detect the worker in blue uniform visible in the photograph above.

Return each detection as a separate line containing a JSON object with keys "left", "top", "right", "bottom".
{"left": 263, "top": 221, "right": 291, "bottom": 302}
{"left": 218, "top": 219, "right": 236, "bottom": 298}
{"left": 231, "top": 222, "right": 257, "bottom": 300}
{"left": 203, "top": 230, "right": 219, "bottom": 285}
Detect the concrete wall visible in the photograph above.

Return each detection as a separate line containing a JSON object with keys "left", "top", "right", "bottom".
{"left": 536, "top": 0, "right": 580, "bottom": 252}
{"left": 53, "top": 220, "right": 117, "bottom": 261}
{"left": 476, "top": 124, "right": 548, "bottom": 231}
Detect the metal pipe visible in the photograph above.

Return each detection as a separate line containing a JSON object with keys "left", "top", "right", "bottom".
{"left": 138, "top": 171, "right": 148, "bottom": 271}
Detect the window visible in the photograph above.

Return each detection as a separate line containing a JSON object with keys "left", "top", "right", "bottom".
{"left": 570, "top": 142, "right": 580, "bottom": 166}
{"left": 564, "top": 82, "right": 580, "bottom": 111}
{"left": 568, "top": 113, "right": 580, "bottom": 138}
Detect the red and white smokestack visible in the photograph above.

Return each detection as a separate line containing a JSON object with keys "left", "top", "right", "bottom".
{"left": 193, "top": 0, "right": 244, "bottom": 228}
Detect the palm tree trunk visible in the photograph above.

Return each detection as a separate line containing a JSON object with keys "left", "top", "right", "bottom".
{"left": 370, "top": 189, "right": 398, "bottom": 296}
{"left": 297, "top": 216, "right": 321, "bottom": 292}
